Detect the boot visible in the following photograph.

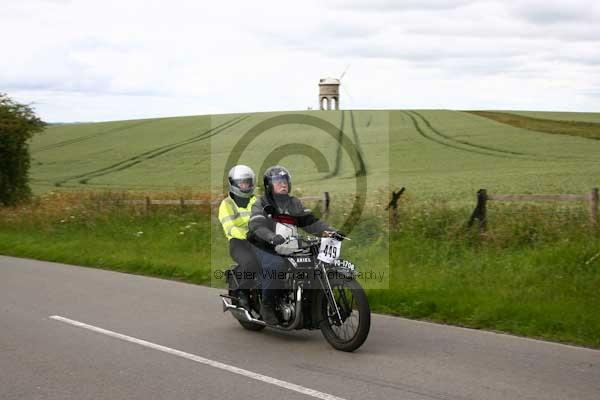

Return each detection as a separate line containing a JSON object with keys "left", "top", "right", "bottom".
{"left": 233, "top": 289, "right": 250, "bottom": 310}
{"left": 260, "top": 302, "right": 278, "bottom": 325}
{"left": 237, "top": 290, "right": 250, "bottom": 310}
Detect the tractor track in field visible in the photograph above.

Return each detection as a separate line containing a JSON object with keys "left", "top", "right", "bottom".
{"left": 30, "top": 178, "right": 199, "bottom": 191}
{"left": 407, "top": 111, "right": 600, "bottom": 163}
{"left": 349, "top": 110, "right": 367, "bottom": 177}
{"left": 323, "top": 110, "right": 367, "bottom": 179}
{"left": 33, "top": 119, "right": 159, "bottom": 153}
{"left": 403, "top": 111, "right": 516, "bottom": 159}
{"left": 324, "top": 111, "right": 345, "bottom": 179}
{"left": 55, "top": 115, "right": 249, "bottom": 186}
{"left": 410, "top": 111, "right": 529, "bottom": 157}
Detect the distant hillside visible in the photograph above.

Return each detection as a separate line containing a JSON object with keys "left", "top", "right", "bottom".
{"left": 30, "top": 110, "right": 600, "bottom": 203}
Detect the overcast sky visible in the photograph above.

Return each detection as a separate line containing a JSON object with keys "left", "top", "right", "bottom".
{"left": 2, "top": 0, "right": 599, "bottom": 122}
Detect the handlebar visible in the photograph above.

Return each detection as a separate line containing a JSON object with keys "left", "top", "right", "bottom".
{"left": 322, "top": 230, "right": 350, "bottom": 241}
{"left": 285, "top": 233, "right": 349, "bottom": 250}
{"left": 298, "top": 236, "right": 321, "bottom": 249}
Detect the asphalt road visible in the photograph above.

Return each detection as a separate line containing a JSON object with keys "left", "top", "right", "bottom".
{"left": 1, "top": 255, "right": 598, "bottom": 400}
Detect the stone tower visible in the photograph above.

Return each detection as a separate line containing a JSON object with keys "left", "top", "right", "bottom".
{"left": 318, "top": 77, "right": 340, "bottom": 110}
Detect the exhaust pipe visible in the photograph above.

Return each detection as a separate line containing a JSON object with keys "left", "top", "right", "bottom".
{"left": 222, "top": 297, "right": 266, "bottom": 326}
{"left": 221, "top": 286, "right": 303, "bottom": 331}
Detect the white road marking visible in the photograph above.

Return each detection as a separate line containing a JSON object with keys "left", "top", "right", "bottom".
{"left": 50, "top": 315, "right": 347, "bottom": 400}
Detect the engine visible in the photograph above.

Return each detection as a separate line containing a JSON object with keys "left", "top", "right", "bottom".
{"left": 278, "top": 296, "right": 295, "bottom": 322}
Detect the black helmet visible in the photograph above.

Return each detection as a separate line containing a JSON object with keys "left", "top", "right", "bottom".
{"left": 263, "top": 165, "right": 292, "bottom": 196}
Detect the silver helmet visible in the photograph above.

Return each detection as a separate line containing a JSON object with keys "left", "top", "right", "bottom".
{"left": 228, "top": 165, "right": 256, "bottom": 198}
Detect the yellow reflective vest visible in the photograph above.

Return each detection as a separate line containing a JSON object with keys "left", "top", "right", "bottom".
{"left": 218, "top": 195, "right": 257, "bottom": 240}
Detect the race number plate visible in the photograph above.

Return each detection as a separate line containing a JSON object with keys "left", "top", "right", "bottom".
{"left": 318, "top": 237, "right": 342, "bottom": 263}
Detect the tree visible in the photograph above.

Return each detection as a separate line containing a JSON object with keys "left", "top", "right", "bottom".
{"left": 0, "top": 93, "right": 46, "bottom": 206}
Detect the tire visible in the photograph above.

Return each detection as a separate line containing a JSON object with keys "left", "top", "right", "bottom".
{"left": 318, "top": 279, "right": 371, "bottom": 352}
{"left": 237, "top": 320, "right": 266, "bottom": 331}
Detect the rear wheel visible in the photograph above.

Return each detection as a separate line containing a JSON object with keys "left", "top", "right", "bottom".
{"left": 318, "top": 279, "right": 370, "bottom": 352}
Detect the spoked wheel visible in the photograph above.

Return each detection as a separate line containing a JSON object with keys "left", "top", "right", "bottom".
{"left": 318, "top": 279, "right": 370, "bottom": 352}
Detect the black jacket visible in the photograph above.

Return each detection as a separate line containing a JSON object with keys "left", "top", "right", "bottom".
{"left": 248, "top": 194, "right": 332, "bottom": 251}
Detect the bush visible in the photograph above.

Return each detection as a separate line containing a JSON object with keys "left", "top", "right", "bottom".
{"left": 0, "top": 93, "right": 45, "bottom": 206}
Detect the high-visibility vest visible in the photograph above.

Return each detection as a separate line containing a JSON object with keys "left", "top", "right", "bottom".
{"left": 218, "top": 195, "right": 256, "bottom": 240}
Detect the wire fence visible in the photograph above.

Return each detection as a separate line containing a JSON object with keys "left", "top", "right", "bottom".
{"left": 468, "top": 188, "right": 599, "bottom": 230}
{"left": 100, "top": 193, "right": 331, "bottom": 214}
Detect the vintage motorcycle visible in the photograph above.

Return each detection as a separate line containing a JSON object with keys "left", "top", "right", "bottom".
{"left": 220, "top": 233, "right": 371, "bottom": 352}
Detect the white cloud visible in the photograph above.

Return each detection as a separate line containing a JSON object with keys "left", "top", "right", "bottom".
{"left": 330, "top": 0, "right": 477, "bottom": 11}
{"left": 1, "top": 0, "right": 599, "bottom": 121}
{"left": 507, "top": 0, "right": 600, "bottom": 24}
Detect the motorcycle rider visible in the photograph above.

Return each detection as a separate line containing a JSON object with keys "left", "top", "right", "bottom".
{"left": 248, "top": 165, "right": 341, "bottom": 325}
{"left": 218, "top": 165, "right": 261, "bottom": 309}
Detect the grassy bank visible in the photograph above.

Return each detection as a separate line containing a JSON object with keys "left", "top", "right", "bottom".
{"left": 468, "top": 111, "right": 600, "bottom": 140}
{"left": 1, "top": 191, "right": 599, "bottom": 348}
{"left": 0, "top": 191, "right": 213, "bottom": 282}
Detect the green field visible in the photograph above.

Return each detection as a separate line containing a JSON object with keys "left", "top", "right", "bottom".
{"left": 30, "top": 110, "right": 600, "bottom": 204}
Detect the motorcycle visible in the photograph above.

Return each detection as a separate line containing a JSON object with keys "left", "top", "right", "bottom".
{"left": 220, "top": 233, "right": 371, "bottom": 352}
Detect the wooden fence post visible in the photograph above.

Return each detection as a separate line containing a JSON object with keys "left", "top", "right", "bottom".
{"left": 322, "top": 192, "right": 330, "bottom": 215}
{"left": 468, "top": 189, "right": 488, "bottom": 230}
{"left": 145, "top": 197, "right": 151, "bottom": 215}
{"left": 180, "top": 197, "right": 185, "bottom": 214}
{"left": 591, "top": 188, "right": 599, "bottom": 226}
{"left": 386, "top": 187, "right": 405, "bottom": 227}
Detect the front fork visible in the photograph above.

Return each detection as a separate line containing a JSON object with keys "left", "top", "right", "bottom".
{"left": 319, "top": 262, "right": 344, "bottom": 326}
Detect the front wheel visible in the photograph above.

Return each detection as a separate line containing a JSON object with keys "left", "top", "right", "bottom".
{"left": 317, "top": 279, "right": 370, "bottom": 352}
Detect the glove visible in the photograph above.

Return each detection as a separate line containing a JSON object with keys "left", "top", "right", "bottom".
{"left": 270, "top": 234, "right": 286, "bottom": 246}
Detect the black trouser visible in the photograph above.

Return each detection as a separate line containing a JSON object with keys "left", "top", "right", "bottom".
{"left": 229, "top": 238, "right": 261, "bottom": 290}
